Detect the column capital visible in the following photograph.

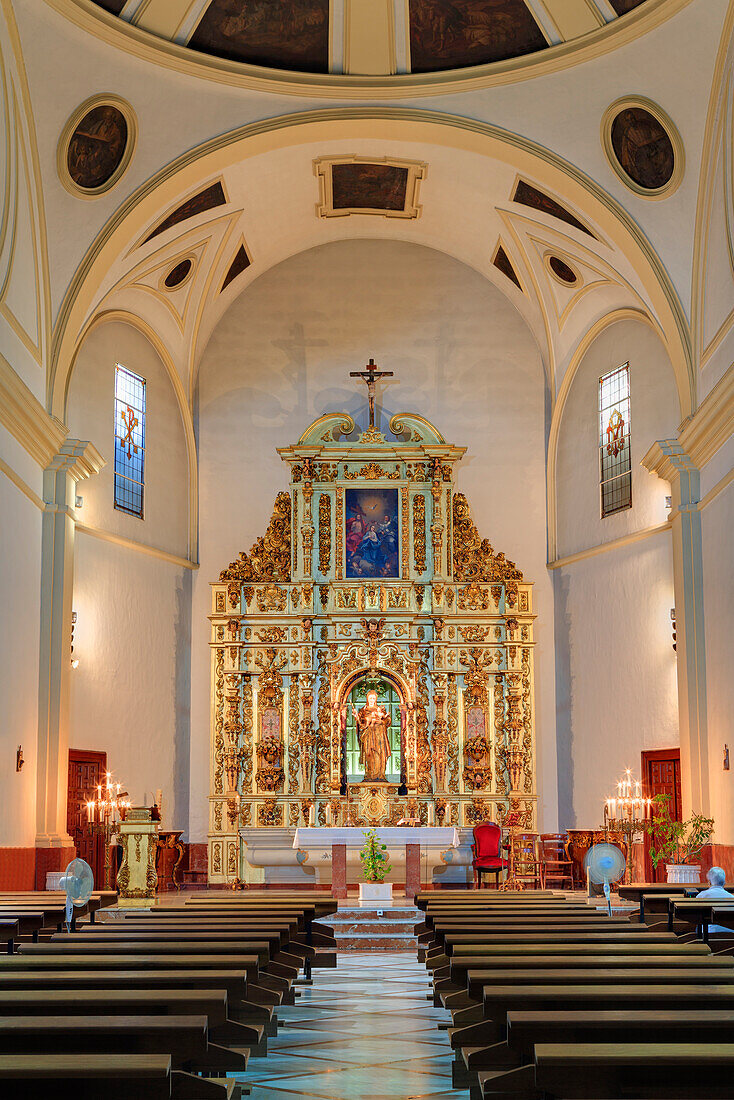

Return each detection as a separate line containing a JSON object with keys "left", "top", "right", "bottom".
{"left": 641, "top": 439, "right": 698, "bottom": 484}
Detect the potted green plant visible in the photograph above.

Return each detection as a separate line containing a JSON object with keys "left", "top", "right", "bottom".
{"left": 358, "top": 827, "right": 392, "bottom": 900}
{"left": 646, "top": 794, "right": 714, "bottom": 884}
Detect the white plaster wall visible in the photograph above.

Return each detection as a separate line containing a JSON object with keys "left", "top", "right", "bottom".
{"left": 556, "top": 318, "right": 680, "bottom": 560}
{"left": 0, "top": 428, "right": 42, "bottom": 845}
{"left": 702, "top": 482, "right": 734, "bottom": 844}
{"left": 69, "top": 534, "right": 191, "bottom": 828}
{"left": 191, "top": 238, "right": 555, "bottom": 842}
{"left": 554, "top": 535, "right": 679, "bottom": 830}
{"left": 66, "top": 320, "right": 189, "bottom": 559}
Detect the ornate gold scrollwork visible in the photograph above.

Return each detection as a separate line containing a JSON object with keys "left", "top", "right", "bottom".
{"left": 413, "top": 494, "right": 426, "bottom": 573}
{"left": 318, "top": 493, "right": 331, "bottom": 574}
{"left": 343, "top": 462, "right": 400, "bottom": 480}
{"left": 220, "top": 493, "right": 291, "bottom": 582}
{"left": 453, "top": 493, "right": 523, "bottom": 583}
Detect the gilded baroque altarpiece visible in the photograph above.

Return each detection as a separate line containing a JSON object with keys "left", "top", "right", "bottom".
{"left": 208, "top": 411, "right": 536, "bottom": 884}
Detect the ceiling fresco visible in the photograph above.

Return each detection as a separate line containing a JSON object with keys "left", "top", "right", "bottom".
{"left": 83, "top": 0, "right": 656, "bottom": 77}
{"left": 408, "top": 0, "right": 547, "bottom": 73}
{"left": 188, "top": 0, "right": 330, "bottom": 72}
{"left": 331, "top": 163, "right": 409, "bottom": 212}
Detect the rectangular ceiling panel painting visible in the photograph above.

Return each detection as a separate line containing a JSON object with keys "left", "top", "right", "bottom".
{"left": 332, "top": 163, "right": 409, "bottom": 212}
{"left": 409, "top": 0, "right": 548, "bottom": 73}
{"left": 189, "top": 0, "right": 329, "bottom": 72}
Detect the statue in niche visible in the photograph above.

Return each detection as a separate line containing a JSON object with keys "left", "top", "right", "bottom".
{"left": 356, "top": 689, "right": 392, "bottom": 782}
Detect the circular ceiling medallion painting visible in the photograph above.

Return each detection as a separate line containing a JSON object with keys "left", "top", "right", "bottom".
{"left": 163, "top": 258, "right": 194, "bottom": 289}
{"left": 58, "top": 96, "right": 136, "bottom": 197}
{"left": 602, "top": 98, "right": 683, "bottom": 198}
{"left": 547, "top": 255, "right": 578, "bottom": 285}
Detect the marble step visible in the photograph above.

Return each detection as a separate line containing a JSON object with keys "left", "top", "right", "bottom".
{"left": 335, "top": 931, "right": 419, "bottom": 951}
{"left": 330, "top": 920, "right": 417, "bottom": 934}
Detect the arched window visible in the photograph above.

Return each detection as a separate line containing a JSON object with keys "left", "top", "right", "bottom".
{"left": 345, "top": 677, "right": 402, "bottom": 783}
{"left": 599, "top": 362, "right": 631, "bottom": 517}
{"left": 114, "top": 364, "right": 146, "bottom": 517}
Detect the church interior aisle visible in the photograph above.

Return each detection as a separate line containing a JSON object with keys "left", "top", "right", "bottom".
{"left": 237, "top": 952, "right": 464, "bottom": 1099}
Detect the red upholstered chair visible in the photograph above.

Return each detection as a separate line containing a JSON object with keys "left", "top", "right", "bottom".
{"left": 471, "top": 822, "right": 508, "bottom": 888}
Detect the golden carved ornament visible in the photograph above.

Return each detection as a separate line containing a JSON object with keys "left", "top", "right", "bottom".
{"left": 314, "top": 462, "right": 338, "bottom": 482}
{"left": 318, "top": 493, "right": 331, "bottom": 574}
{"left": 256, "top": 627, "right": 287, "bottom": 643}
{"left": 452, "top": 493, "right": 523, "bottom": 583}
{"left": 401, "top": 488, "right": 409, "bottom": 579}
{"left": 457, "top": 584, "right": 491, "bottom": 611}
{"left": 343, "top": 461, "right": 399, "bottom": 480}
{"left": 220, "top": 492, "right": 291, "bottom": 583}
{"left": 257, "top": 584, "right": 287, "bottom": 613}
{"left": 335, "top": 491, "right": 344, "bottom": 580}
{"left": 460, "top": 625, "right": 490, "bottom": 642}
{"left": 413, "top": 495, "right": 426, "bottom": 573}
{"left": 258, "top": 798, "right": 283, "bottom": 826}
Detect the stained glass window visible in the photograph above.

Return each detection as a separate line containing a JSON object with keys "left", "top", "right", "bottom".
{"left": 114, "top": 364, "right": 145, "bottom": 518}
{"left": 599, "top": 363, "right": 631, "bottom": 517}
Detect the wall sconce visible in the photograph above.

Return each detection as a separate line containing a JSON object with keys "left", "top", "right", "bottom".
{"left": 71, "top": 610, "right": 79, "bottom": 668}
{"left": 75, "top": 495, "right": 83, "bottom": 509}
{"left": 670, "top": 608, "right": 676, "bottom": 652}
{"left": 16, "top": 746, "right": 24, "bottom": 772}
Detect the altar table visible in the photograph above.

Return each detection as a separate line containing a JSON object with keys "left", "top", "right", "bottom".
{"left": 293, "top": 827, "right": 460, "bottom": 899}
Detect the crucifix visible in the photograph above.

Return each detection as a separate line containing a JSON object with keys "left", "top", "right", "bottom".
{"left": 350, "top": 357, "right": 393, "bottom": 431}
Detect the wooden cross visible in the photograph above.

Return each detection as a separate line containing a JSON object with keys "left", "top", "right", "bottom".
{"left": 349, "top": 357, "right": 393, "bottom": 430}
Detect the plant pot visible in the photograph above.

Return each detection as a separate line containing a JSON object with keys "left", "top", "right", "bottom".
{"left": 358, "top": 881, "right": 393, "bottom": 901}
{"left": 666, "top": 863, "right": 702, "bottom": 884}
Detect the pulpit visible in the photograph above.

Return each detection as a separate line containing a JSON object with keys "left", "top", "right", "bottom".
{"left": 293, "top": 826, "right": 460, "bottom": 899}
{"left": 117, "top": 807, "right": 158, "bottom": 905}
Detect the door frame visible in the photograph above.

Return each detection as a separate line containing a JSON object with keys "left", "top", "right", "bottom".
{"left": 641, "top": 748, "right": 681, "bottom": 883}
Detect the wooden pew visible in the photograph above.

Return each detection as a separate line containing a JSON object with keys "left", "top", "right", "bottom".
{"left": 0, "top": 1014, "right": 247, "bottom": 1074}
{"left": 0, "top": 1053, "right": 239, "bottom": 1100}
{"left": 466, "top": 1008, "right": 734, "bottom": 1075}
{"left": 480, "top": 1042, "right": 734, "bottom": 1099}
{"left": 670, "top": 897, "right": 734, "bottom": 941}
{"left": 0, "top": 988, "right": 254, "bottom": 1046}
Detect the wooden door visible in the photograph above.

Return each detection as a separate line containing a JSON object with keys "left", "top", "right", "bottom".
{"left": 67, "top": 749, "right": 107, "bottom": 887}
{"left": 641, "top": 749, "right": 682, "bottom": 882}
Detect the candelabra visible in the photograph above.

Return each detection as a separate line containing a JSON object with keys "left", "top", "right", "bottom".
{"left": 603, "top": 768, "right": 651, "bottom": 885}
{"left": 85, "top": 772, "right": 131, "bottom": 890}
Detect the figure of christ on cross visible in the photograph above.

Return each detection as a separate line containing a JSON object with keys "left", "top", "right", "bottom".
{"left": 350, "top": 358, "right": 394, "bottom": 430}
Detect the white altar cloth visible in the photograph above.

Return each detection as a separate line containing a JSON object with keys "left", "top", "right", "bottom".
{"left": 293, "top": 826, "right": 460, "bottom": 849}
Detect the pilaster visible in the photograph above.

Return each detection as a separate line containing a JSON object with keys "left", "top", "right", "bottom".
{"left": 642, "top": 439, "right": 707, "bottom": 816}
{"left": 35, "top": 440, "right": 105, "bottom": 853}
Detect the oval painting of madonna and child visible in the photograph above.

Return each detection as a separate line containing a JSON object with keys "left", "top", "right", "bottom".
{"left": 345, "top": 488, "right": 399, "bottom": 579}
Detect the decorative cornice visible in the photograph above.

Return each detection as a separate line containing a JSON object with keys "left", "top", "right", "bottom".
{"left": 643, "top": 365, "right": 734, "bottom": 479}
{"left": 679, "top": 365, "right": 734, "bottom": 468}
{"left": 48, "top": 438, "right": 106, "bottom": 481}
{"left": 0, "top": 353, "right": 67, "bottom": 466}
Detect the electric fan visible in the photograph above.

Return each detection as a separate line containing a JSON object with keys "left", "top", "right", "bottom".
{"left": 584, "top": 843, "right": 626, "bottom": 918}
{"left": 59, "top": 857, "right": 94, "bottom": 929}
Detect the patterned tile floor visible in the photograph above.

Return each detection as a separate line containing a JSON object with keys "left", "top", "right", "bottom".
{"left": 237, "top": 953, "right": 464, "bottom": 1100}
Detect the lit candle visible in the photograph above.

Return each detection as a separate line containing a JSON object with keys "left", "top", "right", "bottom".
{"left": 325, "top": 804, "right": 333, "bottom": 826}
{"left": 86, "top": 801, "right": 93, "bottom": 823}
{"left": 308, "top": 804, "right": 315, "bottom": 827}
{"left": 428, "top": 803, "right": 435, "bottom": 826}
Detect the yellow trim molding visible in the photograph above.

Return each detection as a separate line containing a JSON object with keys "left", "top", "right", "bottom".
{"left": 56, "top": 93, "right": 138, "bottom": 199}
{"left": 76, "top": 520, "right": 198, "bottom": 569}
{"left": 600, "top": 95, "right": 685, "bottom": 200}
{"left": 678, "top": 364, "right": 734, "bottom": 468}
{"left": 547, "top": 519, "right": 672, "bottom": 570}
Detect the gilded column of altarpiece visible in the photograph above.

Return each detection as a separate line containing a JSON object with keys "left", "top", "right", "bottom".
{"left": 208, "top": 411, "right": 537, "bottom": 883}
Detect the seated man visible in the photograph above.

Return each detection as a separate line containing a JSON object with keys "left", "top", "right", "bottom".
{"left": 697, "top": 865, "right": 732, "bottom": 899}
{"left": 696, "top": 866, "right": 734, "bottom": 936}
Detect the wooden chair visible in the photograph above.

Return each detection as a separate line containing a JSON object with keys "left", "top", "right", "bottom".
{"left": 538, "top": 832, "right": 574, "bottom": 890}
{"left": 471, "top": 823, "right": 508, "bottom": 888}
{"left": 508, "top": 832, "right": 541, "bottom": 889}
